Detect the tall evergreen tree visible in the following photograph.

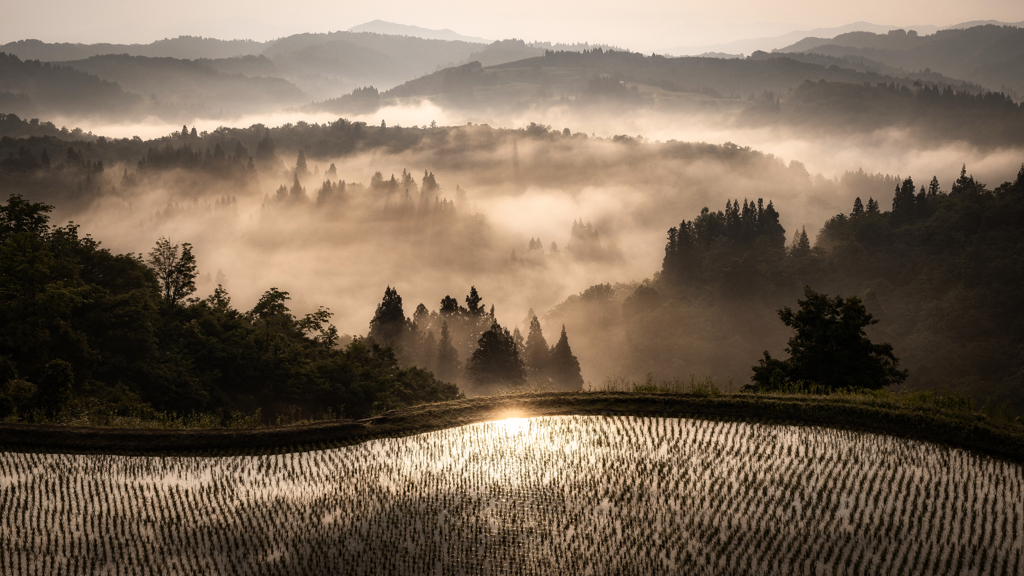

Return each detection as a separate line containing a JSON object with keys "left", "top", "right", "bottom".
{"left": 466, "top": 322, "right": 526, "bottom": 387}
{"left": 368, "top": 286, "right": 409, "bottom": 347}
{"left": 892, "top": 177, "right": 916, "bottom": 224}
{"left": 866, "top": 197, "right": 880, "bottom": 214}
{"left": 523, "top": 315, "right": 550, "bottom": 382}
{"left": 851, "top": 197, "right": 864, "bottom": 217}
{"left": 549, "top": 325, "right": 583, "bottom": 390}
{"left": 792, "top": 227, "right": 811, "bottom": 257}
{"left": 436, "top": 322, "right": 461, "bottom": 383}
{"left": 295, "top": 150, "right": 308, "bottom": 178}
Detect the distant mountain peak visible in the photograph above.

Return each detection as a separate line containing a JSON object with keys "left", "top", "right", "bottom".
{"left": 347, "top": 20, "right": 490, "bottom": 44}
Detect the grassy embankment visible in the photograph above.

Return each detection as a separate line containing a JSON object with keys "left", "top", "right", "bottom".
{"left": 1, "top": 379, "right": 1021, "bottom": 461}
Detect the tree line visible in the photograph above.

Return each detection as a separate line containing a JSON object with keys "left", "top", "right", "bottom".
{"left": 0, "top": 195, "right": 460, "bottom": 422}
{"left": 367, "top": 286, "right": 583, "bottom": 393}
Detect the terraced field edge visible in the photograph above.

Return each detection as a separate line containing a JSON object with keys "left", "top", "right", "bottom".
{"left": 1, "top": 392, "right": 1022, "bottom": 461}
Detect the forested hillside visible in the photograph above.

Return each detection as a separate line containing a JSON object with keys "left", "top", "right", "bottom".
{"left": 781, "top": 25, "right": 1024, "bottom": 94}
{"left": 0, "top": 195, "right": 461, "bottom": 421}
{"left": 552, "top": 164, "right": 1024, "bottom": 409}
{"left": 0, "top": 53, "right": 147, "bottom": 119}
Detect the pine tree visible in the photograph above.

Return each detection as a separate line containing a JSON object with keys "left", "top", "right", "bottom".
{"left": 419, "top": 330, "right": 437, "bottom": 373}
{"left": 792, "top": 227, "right": 811, "bottom": 257}
{"left": 866, "top": 197, "right": 880, "bottom": 214}
{"left": 927, "top": 176, "right": 941, "bottom": 196}
{"left": 549, "top": 325, "right": 583, "bottom": 390}
{"left": 467, "top": 322, "right": 526, "bottom": 387}
{"left": 368, "top": 286, "right": 409, "bottom": 347}
{"left": 436, "top": 322, "right": 461, "bottom": 382}
{"left": 190, "top": 127, "right": 197, "bottom": 138}
{"left": 295, "top": 150, "right": 308, "bottom": 178}
{"left": 413, "top": 303, "right": 430, "bottom": 328}
{"left": 851, "top": 197, "right": 864, "bottom": 217}
{"left": 289, "top": 175, "right": 306, "bottom": 202}
{"left": 891, "top": 177, "right": 916, "bottom": 224}
{"left": 465, "top": 286, "right": 483, "bottom": 315}
{"left": 523, "top": 315, "right": 550, "bottom": 383}
{"left": 181, "top": 125, "right": 188, "bottom": 138}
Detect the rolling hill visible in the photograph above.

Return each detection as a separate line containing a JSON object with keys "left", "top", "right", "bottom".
{"left": 60, "top": 54, "right": 308, "bottom": 114}
{"left": 780, "top": 25, "right": 1024, "bottom": 94}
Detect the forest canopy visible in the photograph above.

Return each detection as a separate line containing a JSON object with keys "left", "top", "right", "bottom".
{"left": 0, "top": 194, "right": 461, "bottom": 422}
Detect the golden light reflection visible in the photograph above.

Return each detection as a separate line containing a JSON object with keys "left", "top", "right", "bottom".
{"left": 496, "top": 417, "right": 529, "bottom": 434}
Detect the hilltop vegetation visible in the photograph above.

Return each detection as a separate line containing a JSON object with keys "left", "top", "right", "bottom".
{"left": 554, "top": 163, "right": 1024, "bottom": 409}
{"left": 780, "top": 25, "right": 1024, "bottom": 94}
{"left": 0, "top": 195, "right": 461, "bottom": 421}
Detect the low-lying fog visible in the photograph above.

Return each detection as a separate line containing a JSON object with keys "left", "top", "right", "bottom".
{"left": 52, "top": 103, "right": 1024, "bottom": 386}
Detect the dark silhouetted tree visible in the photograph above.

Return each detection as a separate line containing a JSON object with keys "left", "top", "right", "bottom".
{"left": 295, "top": 150, "right": 308, "bottom": 178}
{"left": 467, "top": 322, "right": 526, "bottom": 387}
{"left": 549, "top": 325, "right": 583, "bottom": 390}
{"left": 750, "top": 286, "right": 907, "bottom": 391}
{"left": 148, "top": 237, "right": 197, "bottom": 310}
{"left": 523, "top": 315, "right": 550, "bottom": 382}
{"left": 368, "top": 286, "right": 409, "bottom": 347}
{"left": 436, "top": 321, "right": 461, "bottom": 383}
{"left": 792, "top": 227, "right": 811, "bottom": 257}
{"left": 851, "top": 197, "right": 864, "bottom": 217}
{"left": 866, "top": 197, "right": 880, "bottom": 214}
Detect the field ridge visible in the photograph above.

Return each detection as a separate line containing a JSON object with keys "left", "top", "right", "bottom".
{"left": 1, "top": 392, "right": 1022, "bottom": 460}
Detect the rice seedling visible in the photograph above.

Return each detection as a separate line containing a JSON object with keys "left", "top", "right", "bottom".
{"left": 0, "top": 416, "right": 1021, "bottom": 575}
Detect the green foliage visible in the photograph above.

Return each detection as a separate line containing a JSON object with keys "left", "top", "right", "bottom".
{"left": 598, "top": 374, "right": 725, "bottom": 396}
{"left": 523, "top": 315, "right": 550, "bottom": 383}
{"left": 148, "top": 237, "right": 197, "bottom": 309}
{"left": 549, "top": 325, "right": 584, "bottom": 391}
{"left": 368, "top": 286, "right": 410, "bottom": 347}
{"left": 648, "top": 162, "right": 1024, "bottom": 409}
{"left": 749, "top": 286, "right": 908, "bottom": 392}
{"left": 0, "top": 194, "right": 461, "bottom": 422}
{"left": 467, "top": 322, "right": 526, "bottom": 388}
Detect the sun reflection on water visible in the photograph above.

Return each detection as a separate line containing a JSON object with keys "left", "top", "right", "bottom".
{"left": 496, "top": 417, "right": 529, "bottom": 435}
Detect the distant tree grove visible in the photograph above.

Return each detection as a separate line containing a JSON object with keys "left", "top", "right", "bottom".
{"left": 0, "top": 195, "right": 461, "bottom": 422}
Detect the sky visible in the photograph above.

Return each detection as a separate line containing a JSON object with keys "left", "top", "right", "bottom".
{"left": 3, "top": 0, "right": 1022, "bottom": 52}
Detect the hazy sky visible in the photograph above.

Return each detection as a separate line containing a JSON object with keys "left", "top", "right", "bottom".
{"left": 3, "top": 0, "right": 1022, "bottom": 52}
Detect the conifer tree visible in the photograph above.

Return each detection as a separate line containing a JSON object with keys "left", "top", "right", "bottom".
{"left": 851, "top": 197, "right": 864, "bottom": 217}
{"left": 549, "top": 325, "right": 583, "bottom": 390}
{"left": 295, "top": 150, "right": 308, "bottom": 178}
{"left": 467, "top": 322, "right": 526, "bottom": 387}
{"left": 436, "top": 322, "right": 461, "bottom": 382}
{"left": 289, "top": 175, "right": 306, "bottom": 202}
{"left": 523, "top": 315, "right": 550, "bottom": 383}
{"left": 792, "top": 227, "right": 811, "bottom": 257}
{"left": 419, "top": 330, "right": 437, "bottom": 373}
{"left": 892, "top": 177, "right": 916, "bottom": 223}
{"left": 866, "top": 197, "right": 880, "bottom": 214}
{"left": 368, "top": 286, "right": 409, "bottom": 347}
